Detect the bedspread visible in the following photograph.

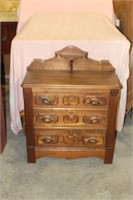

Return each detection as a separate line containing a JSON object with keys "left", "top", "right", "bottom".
{"left": 17, "top": 0, "right": 115, "bottom": 32}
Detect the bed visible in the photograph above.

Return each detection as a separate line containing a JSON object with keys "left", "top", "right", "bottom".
{"left": 10, "top": 0, "right": 130, "bottom": 134}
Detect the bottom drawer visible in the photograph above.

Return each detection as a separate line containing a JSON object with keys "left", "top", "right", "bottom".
{"left": 35, "top": 129, "right": 106, "bottom": 148}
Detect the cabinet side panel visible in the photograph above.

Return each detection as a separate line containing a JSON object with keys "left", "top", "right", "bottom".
{"left": 23, "top": 88, "right": 36, "bottom": 163}
{"left": 104, "top": 89, "right": 120, "bottom": 164}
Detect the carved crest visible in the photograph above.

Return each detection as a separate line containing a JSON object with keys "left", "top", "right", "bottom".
{"left": 28, "top": 45, "right": 115, "bottom": 72}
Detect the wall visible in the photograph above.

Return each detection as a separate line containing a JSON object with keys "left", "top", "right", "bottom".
{"left": 113, "top": 0, "right": 133, "bottom": 43}
{"left": 0, "top": 0, "right": 19, "bottom": 12}
{"left": 113, "top": 0, "right": 133, "bottom": 112}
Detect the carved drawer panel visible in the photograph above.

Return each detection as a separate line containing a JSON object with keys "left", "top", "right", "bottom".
{"left": 34, "top": 93, "right": 80, "bottom": 107}
{"left": 34, "top": 110, "right": 108, "bottom": 128}
{"left": 33, "top": 92, "right": 109, "bottom": 108}
{"left": 63, "top": 95, "right": 79, "bottom": 106}
{"left": 35, "top": 129, "right": 105, "bottom": 147}
{"left": 83, "top": 96, "right": 108, "bottom": 107}
{"left": 82, "top": 134, "right": 104, "bottom": 146}
{"left": 35, "top": 94, "right": 58, "bottom": 106}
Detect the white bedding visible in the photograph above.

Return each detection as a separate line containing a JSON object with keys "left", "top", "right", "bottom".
{"left": 17, "top": 0, "right": 115, "bottom": 32}
{"left": 10, "top": 12, "right": 130, "bottom": 134}
{"left": 16, "top": 12, "right": 118, "bottom": 40}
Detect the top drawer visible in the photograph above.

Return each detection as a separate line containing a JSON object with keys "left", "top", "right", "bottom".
{"left": 33, "top": 92, "right": 109, "bottom": 108}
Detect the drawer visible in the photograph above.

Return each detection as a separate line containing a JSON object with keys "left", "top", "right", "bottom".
{"left": 35, "top": 129, "right": 106, "bottom": 148}
{"left": 34, "top": 110, "right": 108, "bottom": 128}
{"left": 33, "top": 92, "right": 109, "bottom": 108}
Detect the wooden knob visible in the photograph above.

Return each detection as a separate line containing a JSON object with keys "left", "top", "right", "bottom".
{"left": 89, "top": 117, "right": 99, "bottom": 124}
{"left": 83, "top": 116, "right": 100, "bottom": 124}
{"left": 88, "top": 138, "right": 97, "bottom": 144}
{"left": 84, "top": 97, "right": 107, "bottom": 106}
{"left": 43, "top": 137, "right": 53, "bottom": 143}
{"left": 40, "top": 96, "right": 58, "bottom": 105}
{"left": 83, "top": 137, "right": 97, "bottom": 144}
{"left": 38, "top": 115, "right": 58, "bottom": 123}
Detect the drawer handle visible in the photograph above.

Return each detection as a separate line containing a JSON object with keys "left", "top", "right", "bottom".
{"left": 37, "top": 135, "right": 58, "bottom": 144}
{"left": 83, "top": 116, "right": 101, "bottom": 124}
{"left": 38, "top": 115, "right": 58, "bottom": 123}
{"left": 84, "top": 137, "right": 97, "bottom": 144}
{"left": 90, "top": 117, "right": 99, "bottom": 124}
{"left": 86, "top": 98, "right": 102, "bottom": 105}
{"left": 40, "top": 96, "right": 58, "bottom": 105}
{"left": 43, "top": 136, "right": 54, "bottom": 144}
{"left": 89, "top": 138, "right": 97, "bottom": 144}
{"left": 84, "top": 97, "right": 106, "bottom": 106}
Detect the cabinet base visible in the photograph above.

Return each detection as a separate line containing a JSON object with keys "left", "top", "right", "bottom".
{"left": 26, "top": 147, "right": 114, "bottom": 164}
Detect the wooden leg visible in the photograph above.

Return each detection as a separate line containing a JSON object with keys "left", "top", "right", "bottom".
{"left": 20, "top": 110, "right": 26, "bottom": 134}
{"left": 128, "top": 108, "right": 133, "bottom": 119}
{"left": 104, "top": 149, "right": 114, "bottom": 164}
{"left": 27, "top": 147, "right": 36, "bottom": 163}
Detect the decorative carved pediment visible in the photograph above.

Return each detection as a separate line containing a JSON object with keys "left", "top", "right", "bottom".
{"left": 28, "top": 45, "right": 115, "bottom": 72}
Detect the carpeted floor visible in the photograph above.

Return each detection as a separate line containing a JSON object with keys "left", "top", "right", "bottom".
{"left": 0, "top": 84, "right": 133, "bottom": 200}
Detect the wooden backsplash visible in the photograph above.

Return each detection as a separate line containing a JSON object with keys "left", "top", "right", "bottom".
{"left": 113, "top": 0, "right": 133, "bottom": 43}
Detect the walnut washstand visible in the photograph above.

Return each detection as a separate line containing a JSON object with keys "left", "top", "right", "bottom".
{"left": 22, "top": 46, "right": 122, "bottom": 163}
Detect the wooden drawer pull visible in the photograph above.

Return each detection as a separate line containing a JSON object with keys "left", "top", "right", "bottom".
{"left": 89, "top": 117, "right": 100, "bottom": 124}
{"left": 84, "top": 137, "right": 97, "bottom": 144}
{"left": 43, "top": 136, "right": 54, "bottom": 144}
{"left": 88, "top": 138, "right": 97, "bottom": 144}
{"left": 84, "top": 97, "right": 107, "bottom": 106}
{"left": 88, "top": 98, "right": 102, "bottom": 105}
{"left": 37, "top": 135, "right": 58, "bottom": 144}
{"left": 83, "top": 116, "right": 101, "bottom": 124}
{"left": 40, "top": 96, "right": 58, "bottom": 105}
{"left": 38, "top": 115, "right": 58, "bottom": 123}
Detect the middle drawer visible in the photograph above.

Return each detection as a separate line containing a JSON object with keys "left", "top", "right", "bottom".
{"left": 34, "top": 109, "right": 108, "bottom": 128}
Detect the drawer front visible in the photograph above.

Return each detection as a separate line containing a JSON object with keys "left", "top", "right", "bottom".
{"left": 34, "top": 110, "right": 108, "bottom": 128}
{"left": 33, "top": 92, "right": 109, "bottom": 108}
{"left": 35, "top": 129, "right": 106, "bottom": 147}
